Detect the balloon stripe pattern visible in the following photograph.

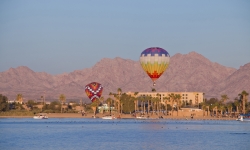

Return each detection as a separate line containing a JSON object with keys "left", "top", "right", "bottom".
{"left": 85, "top": 82, "right": 103, "bottom": 102}
{"left": 140, "top": 47, "right": 170, "bottom": 82}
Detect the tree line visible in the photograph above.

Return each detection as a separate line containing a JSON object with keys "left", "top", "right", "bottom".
{"left": 0, "top": 90, "right": 249, "bottom": 117}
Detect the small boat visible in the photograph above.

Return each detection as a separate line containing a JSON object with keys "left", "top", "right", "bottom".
{"left": 102, "top": 115, "right": 116, "bottom": 120}
{"left": 136, "top": 116, "right": 148, "bottom": 120}
{"left": 33, "top": 113, "right": 48, "bottom": 119}
{"left": 237, "top": 114, "right": 250, "bottom": 122}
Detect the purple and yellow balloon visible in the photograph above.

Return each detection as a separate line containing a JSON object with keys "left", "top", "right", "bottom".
{"left": 140, "top": 47, "right": 170, "bottom": 86}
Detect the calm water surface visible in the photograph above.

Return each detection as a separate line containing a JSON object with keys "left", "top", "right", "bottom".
{"left": 0, "top": 118, "right": 249, "bottom": 150}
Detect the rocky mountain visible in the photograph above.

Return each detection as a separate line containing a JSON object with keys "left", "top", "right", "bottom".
{"left": 209, "top": 62, "right": 250, "bottom": 99}
{"left": 0, "top": 52, "right": 249, "bottom": 102}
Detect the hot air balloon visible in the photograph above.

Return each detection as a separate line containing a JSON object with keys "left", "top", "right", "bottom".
{"left": 85, "top": 82, "right": 103, "bottom": 102}
{"left": 140, "top": 47, "right": 170, "bottom": 86}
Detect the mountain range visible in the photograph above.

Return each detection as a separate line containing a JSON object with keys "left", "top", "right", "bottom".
{"left": 0, "top": 51, "right": 249, "bottom": 102}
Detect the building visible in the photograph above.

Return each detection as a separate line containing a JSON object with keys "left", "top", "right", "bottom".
{"left": 126, "top": 91, "right": 205, "bottom": 107}
{"left": 98, "top": 104, "right": 115, "bottom": 113}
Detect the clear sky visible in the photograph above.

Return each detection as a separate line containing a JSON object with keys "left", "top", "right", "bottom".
{"left": 0, "top": 0, "right": 249, "bottom": 74}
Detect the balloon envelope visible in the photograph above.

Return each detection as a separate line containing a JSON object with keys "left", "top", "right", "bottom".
{"left": 140, "top": 47, "right": 170, "bottom": 85}
{"left": 85, "top": 82, "right": 103, "bottom": 102}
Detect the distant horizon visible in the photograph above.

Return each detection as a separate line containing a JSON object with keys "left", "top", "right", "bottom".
{"left": 2, "top": 51, "right": 248, "bottom": 75}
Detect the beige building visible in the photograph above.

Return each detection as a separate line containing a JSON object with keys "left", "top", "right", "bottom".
{"left": 127, "top": 91, "right": 205, "bottom": 107}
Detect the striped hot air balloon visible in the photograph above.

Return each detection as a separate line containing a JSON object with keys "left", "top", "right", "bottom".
{"left": 85, "top": 82, "right": 103, "bottom": 102}
{"left": 140, "top": 47, "right": 170, "bottom": 86}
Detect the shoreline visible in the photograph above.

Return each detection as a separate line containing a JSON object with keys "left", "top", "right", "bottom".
{"left": 0, "top": 113, "right": 237, "bottom": 121}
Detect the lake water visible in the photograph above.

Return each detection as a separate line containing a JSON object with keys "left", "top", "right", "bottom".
{"left": 0, "top": 118, "right": 249, "bottom": 150}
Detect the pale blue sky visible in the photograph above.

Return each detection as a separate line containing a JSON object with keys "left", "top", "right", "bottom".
{"left": 0, "top": 0, "right": 249, "bottom": 74}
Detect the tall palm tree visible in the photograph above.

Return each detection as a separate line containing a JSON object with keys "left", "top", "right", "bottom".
{"left": 98, "top": 96, "right": 104, "bottom": 113}
{"left": 213, "top": 103, "right": 219, "bottom": 117}
{"left": 117, "top": 88, "right": 122, "bottom": 114}
{"left": 146, "top": 95, "right": 152, "bottom": 114}
{"left": 221, "top": 94, "right": 229, "bottom": 103}
{"left": 138, "top": 96, "right": 147, "bottom": 115}
{"left": 91, "top": 99, "right": 100, "bottom": 117}
{"left": 219, "top": 105, "right": 225, "bottom": 116}
{"left": 201, "top": 102, "right": 208, "bottom": 116}
{"left": 175, "top": 94, "right": 181, "bottom": 116}
{"left": 239, "top": 90, "right": 249, "bottom": 114}
{"left": 117, "top": 88, "right": 122, "bottom": 95}
{"left": 133, "top": 92, "right": 139, "bottom": 113}
{"left": 142, "top": 96, "right": 147, "bottom": 114}
{"left": 150, "top": 97, "right": 155, "bottom": 115}
{"left": 16, "top": 93, "right": 23, "bottom": 104}
{"left": 163, "top": 96, "right": 170, "bottom": 115}
{"left": 108, "top": 92, "right": 114, "bottom": 113}
{"left": 168, "top": 93, "right": 175, "bottom": 116}
{"left": 154, "top": 96, "right": 161, "bottom": 115}
{"left": 234, "top": 100, "right": 240, "bottom": 114}
{"left": 137, "top": 96, "right": 143, "bottom": 114}
{"left": 106, "top": 97, "right": 113, "bottom": 115}
{"left": 59, "top": 94, "right": 66, "bottom": 113}
{"left": 227, "top": 103, "right": 233, "bottom": 115}
{"left": 99, "top": 96, "right": 104, "bottom": 104}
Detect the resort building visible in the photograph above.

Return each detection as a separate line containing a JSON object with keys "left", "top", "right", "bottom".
{"left": 126, "top": 91, "right": 205, "bottom": 107}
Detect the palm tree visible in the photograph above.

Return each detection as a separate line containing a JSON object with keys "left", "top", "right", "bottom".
{"left": 142, "top": 96, "right": 147, "bottom": 114}
{"left": 106, "top": 97, "right": 113, "bottom": 115}
{"left": 146, "top": 95, "right": 152, "bottom": 114}
{"left": 133, "top": 92, "right": 139, "bottom": 113}
{"left": 163, "top": 96, "right": 170, "bottom": 115}
{"left": 98, "top": 96, "right": 105, "bottom": 114}
{"left": 219, "top": 105, "right": 225, "bottom": 116}
{"left": 117, "top": 88, "right": 122, "bottom": 95}
{"left": 138, "top": 96, "right": 147, "bottom": 115}
{"left": 117, "top": 88, "right": 122, "bottom": 114}
{"left": 168, "top": 93, "right": 175, "bottom": 116}
{"left": 16, "top": 93, "right": 23, "bottom": 104}
{"left": 213, "top": 103, "right": 219, "bottom": 117}
{"left": 150, "top": 97, "right": 155, "bottom": 115}
{"left": 175, "top": 94, "right": 182, "bottom": 116}
{"left": 201, "top": 102, "right": 209, "bottom": 116}
{"left": 234, "top": 100, "right": 240, "bottom": 114}
{"left": 239, "top": 90, "right": 249, "bottom": 114}
{"left": 221, "top": 94, "right": 229, "bottom": 103}
{"left": 91, "top": 99, "right": 100, "bottom": 117}
{"left": 59, "top": 94, "right": 66, "bottom": 113}
{"left": 154, "top": 96, "right": 161, "bottom": 115}
{"left": 99, "top": 96, "right": 104, "bottom": 104}
{"left": 137, "top": 96, "right": 143, "bottom": 114}
{"left": 227, "top": 103, "right": 233, "bottom": 115}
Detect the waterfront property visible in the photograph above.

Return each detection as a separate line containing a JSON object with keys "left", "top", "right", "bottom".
{"left": 132, "top": 91, "right": 204, "bottom": 105}
{"left": 126, "top": 91, "right": 205, "bottom": 117}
